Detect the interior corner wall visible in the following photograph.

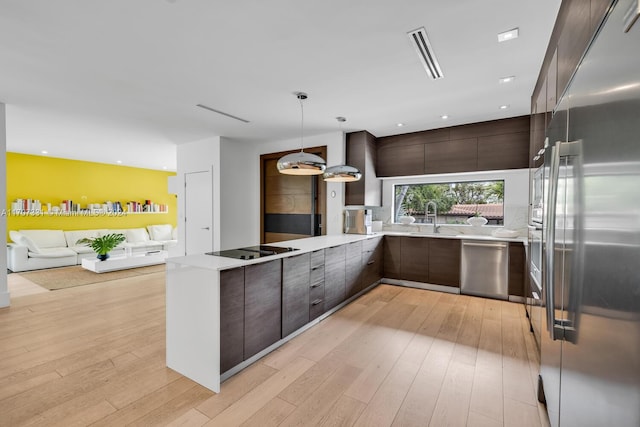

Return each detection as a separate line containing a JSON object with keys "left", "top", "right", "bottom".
{"left": 218, "top": 132, "right": 345, "bottom": 250}
{"left": 219, "top": 137, "right": 256, "bottom": 249}
{"left": 175, "top": 136, "right": 221, "bottom": 255}
{"left": 1, "top": 103, "right": 9, "bottom": 308}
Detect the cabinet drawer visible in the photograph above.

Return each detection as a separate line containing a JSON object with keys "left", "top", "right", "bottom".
{"left": 310, "top": 265, "right": 324, "bottom": 285}
{"left": 311, "top": 249, "right": 325, "bottom": 268}
{"left": 310, "top": 281, "right": 325, "bottom": 301}
{"left": 309, "top": 298, "right": 325, "bottom": 321}
{"left": 362, "top": 236, "right": 382, "bottom": 252}
{"left": 325, "top": 245, "right": 346, "bottom": 264}
{"left": 346, "top": 241, "right": 362, "bottom": 259}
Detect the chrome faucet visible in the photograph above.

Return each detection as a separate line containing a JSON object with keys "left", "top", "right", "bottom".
{"left": 425, "top": 201, "right": 440, "bottom": 234}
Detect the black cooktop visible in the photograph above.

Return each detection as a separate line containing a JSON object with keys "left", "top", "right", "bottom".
{"left": 206, "top": 245, "right": 299, "bottom": 260}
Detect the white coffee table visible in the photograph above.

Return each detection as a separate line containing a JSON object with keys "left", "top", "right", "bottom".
{"left": 81, "top": 250, "right": 168, "bottom": 273}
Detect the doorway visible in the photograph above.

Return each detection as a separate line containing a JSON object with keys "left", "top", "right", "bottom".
{"left": 260, "top": 146, "right": 327, "bottom": 244}
{"left": 185, "top": 170, "right": 213, "bottom": 255}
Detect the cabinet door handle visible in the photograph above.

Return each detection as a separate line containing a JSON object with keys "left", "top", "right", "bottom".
{"left": 310, "top": 282, "right": 323, "bottom": 289}
{"left": 367, "top": 260, "right": 375, "bottom": 265}
{"left": 311, "top": 266, "right": 322, "bottom": 271}
{"left": 311, "top": 299, "right": 323, "bottom": 306}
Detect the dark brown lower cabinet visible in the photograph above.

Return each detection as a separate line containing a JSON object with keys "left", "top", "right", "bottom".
{"left": 220, "top": 267, "right": 245, "bottom": 373}
{"left": 508, "top": 242, "right": 526, "bottom": 297}
{"left": 428, "top": 238, "right": 461, "bottom": 287}
{"left": 362, "top": 237, "right": 383, "bottom": 290}
{"left": 309, "top": 249, "right": 325, "bottom": 320}
{"left": 383, "top": 236, "right": 402, "bottom": 279}
{"left": 282, "top": 253, "right": 310, "bottom": 337}
{"left": 345, "top": 241, "right": 363, "bottom": 298}
{"left": 400, "top": 237, "right": 429, "bottom": 282}
{"left": 244, "top": 259, "right": 282, "bottom": 359}
{"left": 324, "top": 245, "right": 346, "bottom": 310}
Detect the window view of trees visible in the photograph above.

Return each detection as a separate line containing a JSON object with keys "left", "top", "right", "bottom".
{"left": 394, "top": 180, "right": 504, "bottom": 225}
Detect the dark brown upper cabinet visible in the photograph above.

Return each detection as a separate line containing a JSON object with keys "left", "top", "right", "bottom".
{"left": 425, "top": 138, "right": 478, "bottom": 174}
{"left": 345, "top": 131, "right": 381, "bottom": 206}
{"left": 529, "top": 0, "right": 611, "bottom": 168}
{"left": 377, "top": 141, "right": 425, "bottom": 177}
{"left": 376, "top": 116, "right": 529, "bottom": 178}
{"left": 478, "top": 132, "right": 529, "bottom": 171}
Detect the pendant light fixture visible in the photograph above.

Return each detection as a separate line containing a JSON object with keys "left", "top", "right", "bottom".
{"left": 323, "top": 117, "right": 362, "bottom": 182}
{"left": 277, "top": 92, "right": 326, "bottom": 175}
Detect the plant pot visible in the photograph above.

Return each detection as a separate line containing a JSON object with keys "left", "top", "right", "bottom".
{"left": 467, "top": 216, "right": 488, "bottom": 227}
{"left": 97, "top": 253, "right": 110, "bottom": 261}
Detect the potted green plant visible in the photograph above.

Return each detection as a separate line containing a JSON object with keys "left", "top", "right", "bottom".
{"left": 77, "top": 233, "right": 126, "bottom": 261}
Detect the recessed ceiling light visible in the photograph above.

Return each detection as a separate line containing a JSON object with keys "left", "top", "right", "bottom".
{"left": 162, "top": 166, "right": 168, "bottom": 170}
{"left": 441, "top": 115, "right": 449, "bottom": 119}
{"left": 498, "top": 28, "right": 519, "bottom": 42}
{"left": 116, "top": 160, "right": 122, "bottom": 164}
{"left": 499, "top": 76, "right": 515, "bottom": 84}
{"left": 499, "top": 105, "right": 510, "bottom": 110}
{"left": 397, "top": 123, "right": 405, "bottom": 127}
{"left": 41, "top": 150, "right": 48, "bottom": 154}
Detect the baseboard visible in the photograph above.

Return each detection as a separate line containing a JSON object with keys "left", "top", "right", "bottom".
{"left": 0, "top": 291, "right": 10, "bottom": 308}
{"left": 382, "top": 278, "right": 460, "bottom": 294}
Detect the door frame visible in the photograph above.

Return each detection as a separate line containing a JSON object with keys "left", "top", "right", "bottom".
{"left": 260, "top": 146, "right": 327, "bottom": 244}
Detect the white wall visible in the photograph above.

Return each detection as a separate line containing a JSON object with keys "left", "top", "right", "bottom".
{"left": 175, "top": 137, "right": 221, "bottom": 255}
{"left": 1, "top": 103, "right": 9, "bottom": 307}
{"left": 218, "top": 131, "right": 345, "bottom": 249}
{"left": 381, "top": 168, "right": 530, "bottom": 235}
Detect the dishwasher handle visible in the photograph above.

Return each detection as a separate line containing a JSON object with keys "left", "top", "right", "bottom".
{"left": 461, "top": 241, "right": 508, "bottom": 249}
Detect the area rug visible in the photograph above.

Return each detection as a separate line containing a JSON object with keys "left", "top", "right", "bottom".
{"left": 15, "top": 264, "right": 166, "bottom": 291}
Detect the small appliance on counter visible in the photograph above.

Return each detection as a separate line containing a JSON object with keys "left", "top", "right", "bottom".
{"left": 344, "top": 209, "right": 373, "bottom": 234}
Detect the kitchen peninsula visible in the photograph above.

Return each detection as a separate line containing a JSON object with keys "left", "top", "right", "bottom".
{"left": 165, "top": 232, "right": 526, "bottom": 393}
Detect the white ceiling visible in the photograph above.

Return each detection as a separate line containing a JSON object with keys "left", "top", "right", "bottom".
{"left": 0, "top": 0, "right": 561, "bottom": 171}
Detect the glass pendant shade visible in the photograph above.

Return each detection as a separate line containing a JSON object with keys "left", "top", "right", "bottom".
{"left": 323, "top": 164, "right": 362, "bottom": 182}
{"left": 277, "top": 151, "right": 326, "bottom": 175}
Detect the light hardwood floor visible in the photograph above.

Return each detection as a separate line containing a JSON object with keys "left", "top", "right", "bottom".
{"left": 0, "top": 273, "right": 549, "bottom": 427}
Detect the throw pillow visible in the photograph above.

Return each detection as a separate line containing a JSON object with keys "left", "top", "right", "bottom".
{"left": 147, "top": 224, "right": 173, "bottom": 241}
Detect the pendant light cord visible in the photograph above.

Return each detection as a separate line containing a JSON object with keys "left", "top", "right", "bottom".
{"left": 299, "top": 95, "right": 304, "bottom": 152}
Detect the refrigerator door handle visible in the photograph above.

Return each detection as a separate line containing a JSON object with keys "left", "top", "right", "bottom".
{"left": 544, "top": 140, "right": 582, "bottom": 341}
{"left": 544, "top": 143, "right": 564, "bottom": 341}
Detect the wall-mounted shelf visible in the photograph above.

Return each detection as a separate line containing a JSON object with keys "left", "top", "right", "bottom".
{"left": 9, "top": 210, "right": 169, "bottom": 217}
{"left": 10, "top": 198, "right": 169, "bottom": 217}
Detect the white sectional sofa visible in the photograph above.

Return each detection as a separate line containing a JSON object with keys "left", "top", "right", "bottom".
{"left": 7, "top": 225, "right": 177, "bottom": 272}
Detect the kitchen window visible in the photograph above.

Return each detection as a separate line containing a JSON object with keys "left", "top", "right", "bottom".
{"left": 393, "top": 180, "right": 504, "bottom": 225}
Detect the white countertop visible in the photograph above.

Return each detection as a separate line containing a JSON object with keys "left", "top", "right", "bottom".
{"left": 166, "top": 232, "right": 526, "bottom": 272}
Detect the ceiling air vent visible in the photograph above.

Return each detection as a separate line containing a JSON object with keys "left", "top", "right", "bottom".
{"left": 407, "top": 27, "right": 444, "bottom": 80}
{"left": 196, "top": 104, "right": 250, "bottom": 123}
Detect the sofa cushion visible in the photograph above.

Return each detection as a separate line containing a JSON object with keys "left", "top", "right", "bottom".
{"left": 28, "top": 247, "right": 77, "bottom": 259}
{"left": 64, "top": 229, "right": 108, "bottom": 247}
{"left": 147, "top": 224, "right": 173, "bottom": 241}
{"left": 125, "top": 228, "right": 150, "bottom": 243}
{"left": 19, "top": 229, "right": 67, "bottom": 249}
{"left": 68, "top": 245, "right": 96, "bottom": 254}
{"left": 10, "top": 231, "right": 42, "bottom": 254}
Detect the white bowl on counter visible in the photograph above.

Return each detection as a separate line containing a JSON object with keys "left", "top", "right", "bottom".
{"left": 491, "top": 228, "right": 520, "bottom": 238}
{"left": 399, "top": 216, "right": 416, "bottom": 225}
{"left": 467, "top": 216, "right": 488, "bottom": 227}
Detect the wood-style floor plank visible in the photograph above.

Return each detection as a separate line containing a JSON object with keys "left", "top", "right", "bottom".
{"left": 0, "top": 274, "right": 545, "bottom": 427}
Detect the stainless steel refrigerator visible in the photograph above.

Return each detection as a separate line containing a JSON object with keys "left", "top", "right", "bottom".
{"left": 540, "top": 1, "right": 640, "bottom": 426}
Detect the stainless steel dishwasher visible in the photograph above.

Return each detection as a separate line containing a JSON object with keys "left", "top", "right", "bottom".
{"left": 460, "top": 240, "right": 508, "bottom": 300}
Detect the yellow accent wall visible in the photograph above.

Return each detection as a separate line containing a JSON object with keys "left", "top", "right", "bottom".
{"left": 6, "top": 153, "right": 177, "bottom": 240}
